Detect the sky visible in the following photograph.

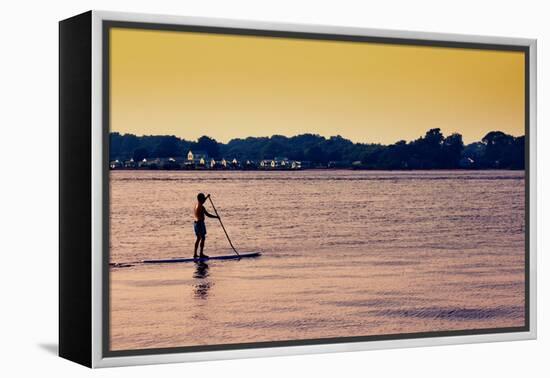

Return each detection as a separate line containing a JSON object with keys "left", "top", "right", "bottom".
{"left": 109, "top": 27, "right": 525, "bottom": 145}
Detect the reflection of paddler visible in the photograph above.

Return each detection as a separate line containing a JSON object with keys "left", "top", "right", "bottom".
{"left": 193, "top": 193, "right": 219, "bottom": 259}
{"left": 193, "top": 261, "right": 209, "bottom": 279}
{"left": 193, "top": 262, "right": 211, "bottom": 299}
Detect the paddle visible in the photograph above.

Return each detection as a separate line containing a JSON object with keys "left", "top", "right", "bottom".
{"left": 206, "top": 194, "right": 240, "bottom": 258}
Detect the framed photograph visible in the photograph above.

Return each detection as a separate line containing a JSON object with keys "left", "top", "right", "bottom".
{"left": 59, "top": 10, "right": 537, "bottom": 368}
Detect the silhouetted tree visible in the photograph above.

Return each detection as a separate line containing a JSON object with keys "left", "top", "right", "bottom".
{"left": 153, "top": 136, "right": 180, "bottom": 158}
{"left": 197, "top": 135, "right": 220, "bottom": 158}
{"left": 442, "top": 133, "right": 464, "bottom": 168}
{"left": 510, "top": 136, "right": 525, "bottom": 169}
{"left": 482, "top": 131, "right": 515, "bottom": 168}
{"left": 377, "top": 140, "right": 410, "bottom": 169}
{"left": 305, "top": 145, "right": 325, "bottom": 164}
{"left": 261, "top": 139, "right": 285, "bottom": 159}
{"left": 133, "top": 147, "right": 149, "bottom": 162}
{"left": 412, "top": 128, "right": 445, "bottom": 168}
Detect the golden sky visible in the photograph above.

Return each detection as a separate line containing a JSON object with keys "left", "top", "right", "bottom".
{"left": 110, "top": 27, "right": 525, "bottom": 144}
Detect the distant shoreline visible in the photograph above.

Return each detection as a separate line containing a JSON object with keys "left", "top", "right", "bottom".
{"left": 109, "top": 167, "right": 525, "bottom": 172}
{"left": 110, "top": 129, "right": 525, "bottom": 171}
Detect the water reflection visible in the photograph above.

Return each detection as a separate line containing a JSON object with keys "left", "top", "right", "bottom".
{"left": 193, "top": 262, "right": 211, "bottom": 300}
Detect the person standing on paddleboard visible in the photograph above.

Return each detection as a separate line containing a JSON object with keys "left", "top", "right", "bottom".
{"left": 193, "top": 193, "right": 219, "bottom": 259}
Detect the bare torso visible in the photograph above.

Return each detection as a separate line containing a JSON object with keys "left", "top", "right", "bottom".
{"left": 194, "top": 203, "right": 205, "bottom": 221}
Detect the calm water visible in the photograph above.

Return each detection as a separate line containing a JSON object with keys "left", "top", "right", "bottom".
{"left": 109, "top": 170, "right": 525, "bottom": 351}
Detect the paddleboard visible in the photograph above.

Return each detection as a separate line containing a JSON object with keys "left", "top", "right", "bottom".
{"left": 142, "top": 251, "right": 261, "bottom": 264}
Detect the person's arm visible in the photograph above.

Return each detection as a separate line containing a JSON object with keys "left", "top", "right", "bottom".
{"left": 204, "top": 209, "right": 218, "bottom": 219}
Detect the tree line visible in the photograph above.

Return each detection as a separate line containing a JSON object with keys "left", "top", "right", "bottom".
{"left": 110, "top": 128, "right": 525, "bottom": 169}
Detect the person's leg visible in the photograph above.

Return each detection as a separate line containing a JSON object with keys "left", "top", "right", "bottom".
{"left": 199, "top": 235, "right": 208, "bottom": 258}
{"left": 194, "top": 236, "right": 201, "bottom": 258}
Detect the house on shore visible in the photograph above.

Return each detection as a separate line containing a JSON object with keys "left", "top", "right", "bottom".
{"left": 269, "top": 157, "right": 289, "bottom": 169}
{"left": 161, "top": 157, "right": 185, "bottom": 170}
{"left": 259, "top": 157, "right": 291, "bottom": 169}
{"left": 291, "top": 161, "right": 311, "bottom": 169}
{"left": 186, "top": 150, "right": 209, "bottom": 168}
{"left": 109, "top": 160, "right": 122, "bottom": 169}
{"left": 139, "top": 157, "right": 161, "bottom": 169}
{"left": 243, "top": 160, "right": 257, "bottom": 169}
{"left": 124, "top": 158, "right": 136, "bottom": 168}
{"left": 260, "top": 159, "right": 272, "bottom": 169}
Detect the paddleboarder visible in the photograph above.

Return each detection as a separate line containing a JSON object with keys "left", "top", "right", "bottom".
{"left": 141, "top": 193, "right": 257, "bottom": 264}
{"left": 193, "top": 193, "right": 219, "bottom": 259}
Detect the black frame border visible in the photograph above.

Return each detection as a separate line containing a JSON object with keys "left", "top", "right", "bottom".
{"left": 59, "top": 11, "right": 93, "bottom": 367}
{"left": 101, "top": 20, "right": 531, "bottom": 358}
